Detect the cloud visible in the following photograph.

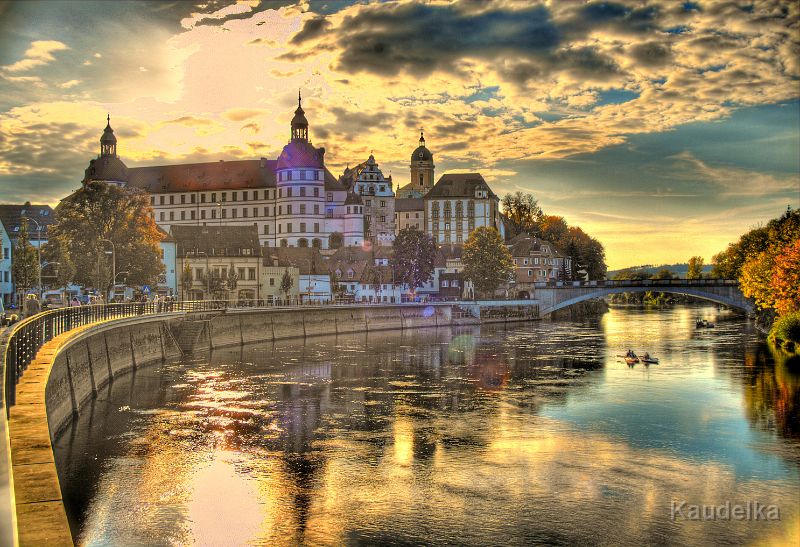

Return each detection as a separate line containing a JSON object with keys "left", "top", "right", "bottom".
{"left": 161, "top": 116, "right": 215, "bottom": 127}
{"left": 2, "top": 40, "right": 69, "bottom": 72}
{"left": 58, "top": 79, "right": 81, "bottom": 89}
{"left": 222, "top": 108, "right": 268, "bottom": 122}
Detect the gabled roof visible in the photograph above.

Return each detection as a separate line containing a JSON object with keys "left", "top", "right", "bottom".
{"left": 394, "top": 197, "right": 424, "bottom": 212}
{"left": 0, "top": 204, "right": 55, "bottom": 238}
{"left": 265, "top": 247, "right": 327, "bottom": 275}
{"left": 127, "top": 159, "right": 277, "bottom": 193}
{"left": 424, "top": 173, "right": 498, "bottom": 200}
{"left": 171, "top": 224, "right": 262, "bottom": 257}
{"left": 509, "top": 234, "right": 566, "bottom": 258}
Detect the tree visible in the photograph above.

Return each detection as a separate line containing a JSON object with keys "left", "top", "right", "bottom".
{"left": 539, "top": 215, "right": 569, "bottom": 245}
{"left": 280, "top": 268, "right": 293, "bottom": 302}
{"left": 651, "top": 268, "right": 675, "bottom": 280}
{"left": 462, "top": 227, "right": 515, "bottom": 298}
{"left": 329, "top": 231, "right": 344, "bottom": 250}
{"left": 687, "top": 256, "right": 704, "bottom": 279}
{"left": 770, "top": 239, "right": 800, "bottom": 316}
{"left": 391, "top": 227, "right": 436, "bottom": 291}
{"left": 48, "top": 181, "right": 164, "bottom": 290}
{"left": 501, "top": 191, "right": 542, "bottom": 238}
{"left": 181, "top": 262, "right": 192, "bottom": 301}
{"left": 11, "top": 217, "right": 39, "bottom": 298}
{"left": 41, "top": 237, "right": 76, "bottom": 289}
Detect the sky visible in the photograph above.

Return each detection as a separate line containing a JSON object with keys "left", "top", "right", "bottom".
{"left": 0, "top": 0, "right": 798, "bottom": 269}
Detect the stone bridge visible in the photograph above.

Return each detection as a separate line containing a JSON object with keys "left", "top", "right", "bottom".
{"left": 533, "top": 279, "right": 753, "bottom": 316}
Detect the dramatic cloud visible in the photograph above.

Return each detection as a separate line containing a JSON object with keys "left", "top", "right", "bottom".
{"left": 2, "top": 40, "right": 68, "bottom": 72}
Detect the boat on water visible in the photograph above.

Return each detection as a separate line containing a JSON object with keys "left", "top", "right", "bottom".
{"left": 625, "top": 356, "right": 639, "bottom": 365}
{"left": 641, "top": 355, "right": 659, "bottom": 364}
{"left": 696, "top": 319, "right": 715, "bottom": 329}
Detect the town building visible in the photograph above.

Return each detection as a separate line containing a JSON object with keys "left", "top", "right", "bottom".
{"left": 265, "top": 247, "right": 330, "bottom": 303}
{"left": 394, "top": 198, "right": 424, "bottom": 232}
{"left": 82, "top": 94, "right": 364, "bottom": 250}
{"left": 508, "top": 234, "right": 573, "bottom": 297}
{"left": 328, "top": 246, "right": 408, "bottom": 303}
{"left": 172, "top": 224, "right": 262, "bottom": 302}
{"left": 155, "top": 226, "right": 177, "bottom": 297}
{"left": 425, "top": 173, "right": 503, "bottom": 244}
{"left": 0, "top": 204, "right": 55, "bottom": 304}
{"left": 340, "top": 154, "right": 395, "bottom": 244}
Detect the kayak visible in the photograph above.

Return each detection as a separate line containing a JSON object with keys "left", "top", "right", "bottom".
{"left": 641, "top": 357, "right": 659, "bottom": 364}
{"left": 624, "top": 356, "right": 639, "bottom": 365}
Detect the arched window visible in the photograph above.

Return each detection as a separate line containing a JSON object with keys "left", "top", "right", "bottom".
{"left": 312, "top": 238, "right": 322, "bottom": 248}
{"left": 298, "top": 238, "right": 308, "bottom": 248}
{"left": 280, "top": 239, "right": 288, "bottom": 247}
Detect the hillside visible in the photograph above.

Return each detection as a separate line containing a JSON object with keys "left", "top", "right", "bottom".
{"left": 607, "top": 263, "right": 715, "bottom": 279}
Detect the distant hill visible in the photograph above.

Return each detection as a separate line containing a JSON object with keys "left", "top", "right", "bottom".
{"left": 607, "top": 263, "right": 715, "bottom": 279}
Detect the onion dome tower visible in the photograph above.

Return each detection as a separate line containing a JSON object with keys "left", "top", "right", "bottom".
{"left": 410, "top": 129, "right": 434, "bottom": 193}
{"left": 82, "top": 114, "right": 129, "bottom": 186}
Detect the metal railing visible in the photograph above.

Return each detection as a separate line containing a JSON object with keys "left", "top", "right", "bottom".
{"left": 3, "top": 300, "right": 227, "bottom": 411}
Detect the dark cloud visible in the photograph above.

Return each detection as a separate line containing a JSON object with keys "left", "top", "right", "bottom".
{"left": 629, "top": 41, "right": 673, "bottom": 67}
{"left": 315, "top": 3, "right": 560, "bottom": 76}
{"left": 290, "top": 16, "right": 331, "bottom": 44}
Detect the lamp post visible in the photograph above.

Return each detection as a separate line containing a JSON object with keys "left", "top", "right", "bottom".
{"left": 113, "top": 271, "right": 129, "bottom": 301}
{"left": 99, "top": 238, "right": 115, "bottom": 298}
{"left": 26, "top": 217, "right": 42, "bottom": 297}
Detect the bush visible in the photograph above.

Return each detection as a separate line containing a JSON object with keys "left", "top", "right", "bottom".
{"left": 770, "top": 311, "right": 800, "bottom": 353}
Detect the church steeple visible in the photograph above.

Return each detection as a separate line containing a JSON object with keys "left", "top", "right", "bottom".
{"left": 291, "top": 90, "right": 309, "bottom": 142}
{"left": 419, "top": 129, "right": 425, "bottom": 147}
{"left": 100, "top": 114, "right": 117, "bottom": 157}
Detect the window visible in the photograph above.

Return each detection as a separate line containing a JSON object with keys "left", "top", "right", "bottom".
{"left": 380, "top": 200, "right": 386, "bottom": 207}
{"left": 211, "top": 210, "right": 216, "bottom": 219}
{"left": 314, "top": 204, "right": 319, "bottom": 215}
{"left": 327, "top": 192, "right": 333, "bottom": 202}
{"left": 264, "top": 225, "right": 269, "bottom": 234}
{"left": 287, "top": 205, "right": 292, "bottom": 215}
{"left": 453, "top": 280, "right": 459, "bottom": 287}
{"left": 313, "top": 187, "right": 319, "bottom": 197}
{"left": 211, "top": 192, "right": 216, "bottom": 202}
{"left": 221, "top": 192, "right": 227, "bottom": 202}
{"left": 195, "top": 268, "right": 204, "bottom": 280}
{"left": 170, "top": 195, "right": 175, "bottom": 205}
{"left": 2, "top": 247, "right": 7, "bottom": 259}
{"left": 300, "top": 204, "right": 306, "bottom": 214}
{"left": 191, "top": 194, "right": 196, "bottom": 204}
{"left": 300, "top": 222, "right": 306, "bottom": 232}
{"left": 380, "top": 216, "right": 386, "bottom": 222}
{"left": 528, "top": 270, "right": 532, "bottom": 277}
{"left": 287, "top": 223, "right": 292, "bottom": 233}
{"left": 181, "top": 211, "right": 186, "bottom": 220}
{"left": 169, "top": 211, "right": 175, "bottom": 221}
{"left": 159, "top": 196, "right": 165, "bottom": 205}
{"left": 160, "top": 212, "right": 165, "bottom": 221}
{"left": 232, "top": 209, "right": 237, "bottom": 219}
{"left": 264, "top": 207, "right": 269, "bottom": 216}
{"left": 300, "top": 170, "right": 305, "bottom": 180}
{"left": 248, "top": 268, "right": 256, "bottom": 280}
{"left": 243, "top": 191, "right": 248, "bottom": 201}
{"left": 287, "top": 188, "right": 292, "bottom": 198}
{"left": 300, "top": 187, "right": 306, "bottom": 197}
{"left": 238, "top": 267, "right": 245, "bottom": 279}
{"left": 287, "top": 171, "right": 293, "bottom": 182}
{"left": 180, "top": 195, "right": 186, "bottom": 204}
{"left": 222, "top": 209, "right": 227, "bottom": 219}
{"left": 201, "top": 194, "right": 206, "bottom": 203}
{"left": 442, "top": 280, "right": 449, "bottom": 288}
{"left": 270, "top": 277, "right": 275, "bottom": 286}
{"left": 201, "top": 210, "right": 206, "bottom": 220}
{"left": 513, "top": 259, "right": 518, "bottom": 265}
{"left": 314, "top": 171, "right": 319, "bottom": 180}
{"left": 523, "top": 259, "right": 528, "bottom": 265}
{"left": 150, "top": 197, "right": 155, "bottom": 205}
{"left": 253, "top": 207, "right": 257, "bottom": 217}
{"left": 365, "top": 199, "right": 372, "bottom": 207}
{"left": 278, "top": 206, "right": 282, "bottom": 215}
{"left": 314, "top": 223, "right": 319, "bottom": 232}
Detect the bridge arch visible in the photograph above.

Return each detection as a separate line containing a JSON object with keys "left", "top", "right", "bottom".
{"left": 538, "top": 286, "right": 754, "bottom": 316}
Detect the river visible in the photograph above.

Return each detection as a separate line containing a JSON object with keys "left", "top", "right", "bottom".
{"left": 53, "top": 304, "right": 800, "bottom": 546}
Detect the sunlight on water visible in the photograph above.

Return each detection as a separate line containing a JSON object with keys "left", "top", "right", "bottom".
{"left": 54, "top": 304, "right": 800, "bottom": 546}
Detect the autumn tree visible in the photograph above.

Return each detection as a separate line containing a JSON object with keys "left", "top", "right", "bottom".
{"left": 539, "top": 215, "right": 569, "bottom": 245}
{"left": 329, "top": 231, "right": 344, "bottom": 250}
{"left": 11, "top": 218, "right": 39, "bottom": 298}
{"left": 770, "top": 238, "right": 800, "bottom": 316}
{"left": 391, "top": 227, "right": 436, "bottom": 290}
{"left": 462, "top": 227, "right": 515, "bottom": 298}
{"left": 501, "top": 191, "right": 542, "bottom": 238}
{"left": 48, "top": 181, "right": 163, "bottom": 290}
{"left": 687, "top": 256, "right": 704, "bottom": 279}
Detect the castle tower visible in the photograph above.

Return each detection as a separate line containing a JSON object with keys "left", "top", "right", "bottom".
{"left": 410, "top": 130, "right": 434, "bottom": 194}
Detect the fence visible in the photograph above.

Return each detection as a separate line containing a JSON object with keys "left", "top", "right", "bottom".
{"left": 3, "top": 300, "right": 227, "bottom": 412}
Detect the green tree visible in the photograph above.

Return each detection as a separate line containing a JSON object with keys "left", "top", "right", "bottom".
{"left": 462, "top": 227, "right": 515, "bottom": 298}
{"left": 48, "top": 181, "right": 163, "bottom": 290}
{"left": 181, "top": 262, "right": 192, "bottom": 301}
{"left": 280, "top": 268, "right": 293, "bottom": 302}
{"left": 501, "top": 191, "right": 542, "bottom": 238}
{"left": 41, "top": 236, "right": 76, "bottom": 289}
{"left": 687, "top": 256, "right": 704, "bottom": 279}
{"left": 391, "top": 227, "right": 436, "bottom": 291}
{"left": 651, "top": 268, "right": 675, "bottom": 280}
{"left": 11, "top": 217, "right": 39, "bottom": 297}
{"left": 329, "top": 231, "right": 344, "bottom": 250}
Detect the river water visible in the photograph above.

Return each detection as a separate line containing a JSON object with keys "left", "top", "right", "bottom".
{"left": 54, "top": 305, "right": 800, "bottom": 546}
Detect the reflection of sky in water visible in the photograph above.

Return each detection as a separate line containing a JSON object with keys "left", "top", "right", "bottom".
{"left": 541, "top": 306, "right": 796, "bottom": 481}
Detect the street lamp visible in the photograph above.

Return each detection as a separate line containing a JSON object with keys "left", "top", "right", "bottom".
{"left": 100, "top": 238, "right": 115, "bottom": 298}
{"left": 112, "top": 270, "right": 129, "bottom": 300}
{"left": 26, "top": 217, "right": 42, "bottom": 297}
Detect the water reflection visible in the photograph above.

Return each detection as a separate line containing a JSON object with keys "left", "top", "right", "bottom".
{"left": 54, "top": 307, "right": 800, "bottom": 546}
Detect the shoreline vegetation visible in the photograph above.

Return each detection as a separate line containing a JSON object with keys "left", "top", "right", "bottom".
{"left": 711, "top": 208, "right": 799, "bottom": 358}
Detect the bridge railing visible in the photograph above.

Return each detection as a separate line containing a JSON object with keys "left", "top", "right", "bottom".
{"left": 3, "top": 300, "right": 228, "bottom": 412}
{"left": 532, "top": 279, "right": 739, "bottom": 288}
